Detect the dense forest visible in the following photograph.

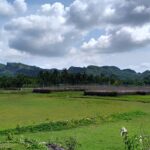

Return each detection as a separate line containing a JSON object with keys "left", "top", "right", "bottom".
{"left": 0, "top": 63, "right": 150, "bottom": 88}
{"left": 0, "top": 69, "right": 150, "bottom": 88}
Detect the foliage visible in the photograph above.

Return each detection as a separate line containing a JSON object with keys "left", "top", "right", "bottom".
{"left": 110, "top": 111, "right": 146, "bottom": 122}
{"left": 1, "top": 63, "right": 150, "bottom": 87}
{"left": 0, "top": 117, "right": 96, "bottom": 135}
{"left": 0, "top": 70, "right": 147, "bottom": 88}
{"left": 64, "top": 137, "right": 79, "bottom": 150}
{"left": 21, "top": 138, "right": 47, "bottom": 150}
{"left": 0, "top": 136, "right": 79, "bottom": 150}
{"left": 0, "top": 91, "right": 149, "bottom": 150}
{"left": 0, "top": 111, "right": 146, "bottom": 136}
{"left": 121, "top": 130, "right": 150, "bottom": 150}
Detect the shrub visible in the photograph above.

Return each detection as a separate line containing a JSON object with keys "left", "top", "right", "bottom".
{"left": 121, "top": 127, "right": 150, "bottom": 150}
{"left": 0, "top": 117, "right": 96, "bottom": 135}
{"left": 6, "top": 132, "right": 14, "bottom": 141}
{"left": 65, "top": 137, "right": 79, "bottom": 150}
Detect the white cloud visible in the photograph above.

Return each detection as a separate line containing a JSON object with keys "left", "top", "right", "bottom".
{"left": 81, "top": 25, "right": 150, "bottom": 53}
{"left": 133, "top": 6, "right": 146, "bottom": 13}
{"left": 4, "top": 2, "right": 82, "bottom": 57}
{"left": 0, "top": 0, "right": 27, "bottom": 18}
{"left": 40, "top": 2, "right": 65, "bottom": 16}
{"left": 13, "top": 0, "right": 27, "bottom": 13}
{"left": 103, "top": 7, "right": 115, "bottom": 17}
{"left": 1, "top": 0, "right": 150, "bottom": 71}
{"left": 0, "top": 0, "right": 15, "bottom": 17}
{"left": 3, "top": 0, "right": 150, "bottom": 58}
{"left": 82, "top": 36, "right": 111, "bottom": 52}
{"left": 67, "top": 0, "right": 150, "bottom": 29}
{"left": 0, "top": 26, "right": 28, "bottom": 62}
{"left": 103, "top": 0, "right": 150, "bottom": 26}
{"left": 67, "top": 0, "right": 105, "bottom": 29}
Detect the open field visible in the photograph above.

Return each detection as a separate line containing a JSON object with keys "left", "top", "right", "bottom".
{"left": 0, "top": 91, "right": 149, "bottom": 149}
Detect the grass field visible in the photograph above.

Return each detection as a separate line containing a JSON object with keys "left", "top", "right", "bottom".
{"left": 0, "top": 91, "right": 149, "bottom": 149}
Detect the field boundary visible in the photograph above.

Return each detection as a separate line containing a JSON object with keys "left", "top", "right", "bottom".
{"left": 0, "top": 111, "right": 146, "bottom": 135}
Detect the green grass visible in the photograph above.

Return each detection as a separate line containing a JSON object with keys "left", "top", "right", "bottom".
{"left": 0, "top": 91, "right": 149, "bottom": 149}
{"left": 0, "top": 111, "right": 146, "bottom": 135}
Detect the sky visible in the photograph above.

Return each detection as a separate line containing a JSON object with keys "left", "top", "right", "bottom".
{"left": 0, "top": 0, "right": 150, "bottom": 72}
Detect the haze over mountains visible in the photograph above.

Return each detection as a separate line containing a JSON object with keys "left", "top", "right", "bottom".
{"left": 0, "top": 63, "right": 150, "bottom": 81}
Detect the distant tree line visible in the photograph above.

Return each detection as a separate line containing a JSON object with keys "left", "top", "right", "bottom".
{"left": 0, "top": 69, "right": 150, "bottom": 88}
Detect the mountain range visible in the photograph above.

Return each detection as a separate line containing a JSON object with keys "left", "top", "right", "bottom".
{"left": 0, "top": 62, "right": 150, "bottom": 81}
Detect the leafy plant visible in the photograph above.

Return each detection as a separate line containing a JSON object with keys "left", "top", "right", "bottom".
{"left": 6, "top": 132, "right": 14, "bottom": 141}
{"left": 121, "top": 127, "right": 150, "bottom": 150}
{"left": 65, "top": 137, "right": 79, "bottom": 150}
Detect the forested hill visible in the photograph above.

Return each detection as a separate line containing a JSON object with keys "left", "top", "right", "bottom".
{"left": 0, "top": 63, "right": 150, "bottom": 84}
{"left": 0, "top": 63, "right": 42, "bottom": 76}
{"left": 68, "top": 66, "right": 140, "bottom": 81}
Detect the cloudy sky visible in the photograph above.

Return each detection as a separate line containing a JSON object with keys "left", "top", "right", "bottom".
{"left": 0, "top": 0, "right": 150, "bottom": 72}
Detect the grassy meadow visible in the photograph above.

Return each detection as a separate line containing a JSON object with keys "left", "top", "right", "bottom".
{"left": 0, "top": 90, "right": 149, "bottom": 149}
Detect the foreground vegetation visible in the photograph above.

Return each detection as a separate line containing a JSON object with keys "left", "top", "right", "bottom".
{"left": 0, "top": 91, "right": 149, "bottom": 149}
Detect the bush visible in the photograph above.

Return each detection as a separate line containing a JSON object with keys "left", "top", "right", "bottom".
{"left": 0, "top": 117, "right": 96, "bottom": 135}
{"left": 65, "top": 137, "right": 79, "bottom": 150}
{"left": 121, "top": 127, "right": 150, "bottom": 150}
